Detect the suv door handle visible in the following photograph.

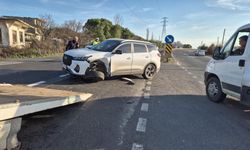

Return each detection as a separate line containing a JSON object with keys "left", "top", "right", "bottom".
{"left": 126, "top": 57, "right": 131, "bottom": 60}
{"left": 239, "top": 59, "right": 245, "bottom": 67}
{"left": 145, "top": 56, "right": 149, "bottom": 58}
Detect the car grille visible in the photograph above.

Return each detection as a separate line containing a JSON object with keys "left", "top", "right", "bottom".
{"left": 63, "top": 54, "right": 72, "bottom": 66}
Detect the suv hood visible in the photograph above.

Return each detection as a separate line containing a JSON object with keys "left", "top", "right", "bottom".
{"left": 64, "top": 48, "right": 110, "bottom": 59}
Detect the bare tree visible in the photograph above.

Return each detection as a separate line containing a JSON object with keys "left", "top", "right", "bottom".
{"left": 63, "top": 20, "right": 83, "bottom": 33}
{"left": 114, "top": 14, "right": 123, "bottom": 26}
{"left": 39, "top": 14, "right": 56, "bottom": 39}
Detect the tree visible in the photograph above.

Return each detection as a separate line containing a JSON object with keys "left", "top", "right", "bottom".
{"left": 113, "top": 14, "right": 123, "bottom": 26}
{"left": 110, "top": 25, "right": 122, "bottom": 38}
{"left": 63, "top": 20, "right": 83, "bottom": 33}
{"left": 183, "top": 44, "right": 192, "bottom": 48}
{"left": 39, "top": 14, "right": 56, "bottom": 39}
{"left": 121, "top": 28, "right": 134, "bottom": 39}
{"left": 83, "top": 18, "right": 112, "bottom": 41}
{"left": 199, "top": 44, "right": 208, "bottom": 50}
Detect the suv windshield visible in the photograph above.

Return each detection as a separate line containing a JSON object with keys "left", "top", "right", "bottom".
{"left": 91, "top": 40, "right": 121, "bottom": 52}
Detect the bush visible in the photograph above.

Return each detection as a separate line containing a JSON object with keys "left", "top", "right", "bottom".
{"left": 0, "top": 39, "right": 64, "bottom": 58}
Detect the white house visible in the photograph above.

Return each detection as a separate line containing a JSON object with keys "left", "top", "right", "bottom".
{"left": 0, "top": 17, "right": 31, "bottom": 48}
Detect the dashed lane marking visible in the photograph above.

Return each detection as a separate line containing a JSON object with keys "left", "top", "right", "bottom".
{"left": 59, "top": 74, "right": 70, "bottom": 78}
{"left": 193, "top": 76, "right": 197, "bottom": 79}
{"left": 141, "top": 103, "right": 149, "bottom": 112}
{"left": 145, "top": 86, "right": 151, "bottom": 92}
{"left": 188, "top": 72, "right": 192, "bottom": 75}
{"left": 146, "top": 81, "right": 152, "bottom": 85}
{"left": 136, "top": 118, "right": 147, "bottom": 132}
{"left": 27, "top": 81, "right": 46, "bottom": 87}
{"left": 131, "top": 143, "right": 143, "bottom": 150}
{"left": 143, "top": 92, "right": 150, "bottom": 99}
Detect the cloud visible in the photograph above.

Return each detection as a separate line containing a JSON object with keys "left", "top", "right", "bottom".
{"left": 92, "top": 0, "right": 108, "bottom": 8}
{"left": 206, "top": 0, "right": 250, "bottom": 10}
{"left": 184, "top": 11, "right": 219, "bottom": 19}
{"left": 142, "top": 7, "right": 153, "bottom": 12}
{"left": 40, "top": 0, "right": 49, "bottom": 3}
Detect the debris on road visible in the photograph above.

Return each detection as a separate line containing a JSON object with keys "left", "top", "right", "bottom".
{"left": 121, "top": 77, "right": 135, "bottom": 85}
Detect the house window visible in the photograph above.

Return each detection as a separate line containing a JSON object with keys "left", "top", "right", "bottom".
{"left": 19, "top": 31, "right": 24, "bottom": 43}
{"left": 12, "top": 30, "right": 17, "bottom": 44}
{"left": 0, "top": 28, "right": 2, "bottom": 44}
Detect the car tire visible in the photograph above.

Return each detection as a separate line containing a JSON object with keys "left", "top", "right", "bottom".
{"left": 85, "top": 70, "right": 105, "bottom": 82}
{"left": 142, "top": 64, "right": 157, "bottom": 80}
{"left": 206, "top": 77, "right": 226, "bottom": 103}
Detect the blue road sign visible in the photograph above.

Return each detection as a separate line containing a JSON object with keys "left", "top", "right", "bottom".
{"left": 165, "top": 35, "right": 174, "bottom": 44}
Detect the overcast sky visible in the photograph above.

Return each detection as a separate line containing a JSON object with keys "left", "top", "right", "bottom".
{"left": 1, "top": 0, "right": 250, "bottom": 48}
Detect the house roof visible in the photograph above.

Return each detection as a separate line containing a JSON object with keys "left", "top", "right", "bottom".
{"left": 2, "top": 16, "right": 44, "bottom": 28}
{"left": 0, "top": 16, "right": 33, "bottom": 28}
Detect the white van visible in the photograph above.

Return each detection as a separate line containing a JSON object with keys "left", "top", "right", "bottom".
{"left": 205, "top": 24, "right": 250, "bottom": 105}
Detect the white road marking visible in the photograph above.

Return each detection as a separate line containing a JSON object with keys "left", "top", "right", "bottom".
{"left": 132, "top": 143, "right": 143, "bottom": 150}
{"left": 192, "top": 76, "right": 197, "bottom": 79}
{"left": 145, "top": 86, "right": 151, "bottom": 92}
{"left": 199, "top": 81, "right": 204, "bottom": 85}
{"left": 0, "top": 83, "right": 13, "bottom": 87}
{"left": 0, "top": 61, "right": 22, "bottom": 66}
{"left": 143, "top": 92, "right": 150, "bottom": 99}
{"left": 181, "top": 66, "right": 186, "bottom": 70}
{"left": 27, "top": 81, "right": 46, "bottom": 87}
{"left": 176, "top": 61, "right": 181, "bottom": 66}
{"left": 136, "top": 118, "right": 147, "bottom": 132}
{"left": 141, "top": 103, "right": 149, "bottom": 112}
{"left": 184, "top": 69, "right": 188, "bottom": 72}
{"left": 188, "top": 72, "right": 192, "bottom": 75}
{"left": 146, "top": 81, "right": 152, "bottom": 85}
{"left": 59, "top": 74, "right": 69, "bottom": 78}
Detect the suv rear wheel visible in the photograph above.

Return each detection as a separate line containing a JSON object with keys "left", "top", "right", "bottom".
{"left": 143, "top": 64, "right": 157, "bottom": 80}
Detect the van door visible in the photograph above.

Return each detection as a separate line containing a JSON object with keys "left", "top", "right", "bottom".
{"left": 111, "top": 43, "right": 132, "bottom": 76}
{"left": 215, "top": 31, "right": 249, "bottom": 97}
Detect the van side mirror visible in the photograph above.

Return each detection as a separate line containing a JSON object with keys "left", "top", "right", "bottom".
{"left": 112, "top": 50, "right": 122, "bottom": 55}
{"left": 213, "top": 47, "right": 222, "bottom": 60}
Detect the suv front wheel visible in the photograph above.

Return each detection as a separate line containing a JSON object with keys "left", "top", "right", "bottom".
{"left": 143, "top": 64, "right": 157, "bottom": 80}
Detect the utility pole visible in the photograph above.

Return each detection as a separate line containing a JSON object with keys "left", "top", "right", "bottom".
{"left": 222, "top": 29, "right": 226, "bottom": 46}
{"left": 161, "top": 17, "right": 168, "bottom": 42}
{"left": 217, "top": 37, "right": 220, "bottom": 46}
{"left": 146, "top": 28, "right": 149, "bottom": 40}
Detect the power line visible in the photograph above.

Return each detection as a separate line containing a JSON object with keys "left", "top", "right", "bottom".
{"left": 161, "top": 17, "right": 168, "bottom": 42}
{"left": 121, "top": 0, "right": 147, "bottom": 25}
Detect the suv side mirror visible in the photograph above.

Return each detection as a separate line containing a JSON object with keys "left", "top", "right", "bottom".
{"left": 113, "top": 50, "right": 122, "bottom": 55}
{"left": 213, "top": 47, "right": 222, "bottom": 60}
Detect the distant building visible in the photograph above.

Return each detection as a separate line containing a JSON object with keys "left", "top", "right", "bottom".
{"left": 0, "top": 16, "right": 44, "bottom": 48}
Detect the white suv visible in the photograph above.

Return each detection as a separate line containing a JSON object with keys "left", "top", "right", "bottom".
{"left": 62, "top": 38, "right": 161, "bottom": 81}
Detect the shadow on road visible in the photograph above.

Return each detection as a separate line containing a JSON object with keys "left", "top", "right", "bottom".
{"left": 17, "top": 94, "right": 250, "bottom": 150}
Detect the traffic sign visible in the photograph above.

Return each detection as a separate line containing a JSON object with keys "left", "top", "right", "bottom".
{"left": 165, "top": 44, "right": 174, "bottom": 54}
{"left": 165, "top": 35, "right": 174, "bottom": 44}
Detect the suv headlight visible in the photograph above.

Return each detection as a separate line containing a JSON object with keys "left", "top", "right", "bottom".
{"left": 73, "top": 56, "right": 88, "bottom": 61}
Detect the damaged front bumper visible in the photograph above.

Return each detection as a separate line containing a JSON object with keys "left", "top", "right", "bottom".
{"left": 62, "top": 60, "right": 90, "bottom": 76}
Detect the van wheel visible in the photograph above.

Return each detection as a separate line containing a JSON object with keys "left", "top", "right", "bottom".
{"left": 143, "top": 64, "right": 156, "bottom": 80}
{"left": 206, "top": 77, "right": 226, "bottom": 103}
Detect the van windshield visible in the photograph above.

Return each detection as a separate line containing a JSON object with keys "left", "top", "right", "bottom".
{"left": 91, "top": 40, "right": 121, "bottom": 52}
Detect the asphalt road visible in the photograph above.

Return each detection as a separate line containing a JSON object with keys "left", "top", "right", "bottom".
{"left": 1, "top": 50, "right": 250, "bottom": 150}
